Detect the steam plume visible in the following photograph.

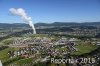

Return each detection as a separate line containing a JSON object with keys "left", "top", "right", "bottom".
{"left": 9, "top": 8, "right": 36, "bottom": 34}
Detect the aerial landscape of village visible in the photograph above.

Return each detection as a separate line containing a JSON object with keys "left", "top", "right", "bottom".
{"left": 0, "top": 0, "right": 100, "bottom": 66}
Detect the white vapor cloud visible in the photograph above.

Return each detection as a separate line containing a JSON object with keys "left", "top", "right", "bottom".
{"left": 9, "top": 8, "right": 36, "bottom": 34}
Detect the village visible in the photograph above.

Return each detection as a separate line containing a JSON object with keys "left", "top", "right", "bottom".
{"left": 8, "top": 37, "right": 78, "bottom": 58}
{"left": 0, "top": 34, "right": 96, "bottom": 65}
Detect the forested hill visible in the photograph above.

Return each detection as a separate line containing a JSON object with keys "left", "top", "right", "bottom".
{"left": 0, "top": 22, "right": 100, "bottom": 28}
{"left": 35, "top": 22, "right": 100, "bottom": 26}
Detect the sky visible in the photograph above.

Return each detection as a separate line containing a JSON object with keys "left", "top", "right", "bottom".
{"left": 0, "top": 0, "right": 100, "bottom": 23}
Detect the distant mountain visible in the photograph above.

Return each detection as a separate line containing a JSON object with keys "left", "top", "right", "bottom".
{"left": 0, "top": 22, "right": 100, "bottom": 28}
{"left": 35, "top": 22, "right": 100, "bottom": 26}
{"left": 0, "top": 23, "right": 29, "bottom": 28}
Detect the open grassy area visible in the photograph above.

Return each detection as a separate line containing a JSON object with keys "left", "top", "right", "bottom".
{"left": 31, "top": 34, "right": 49, "bottom": 38}
{"left": 1, "top": 38, "right": 13, "bottom": 45}
{"left": 0, "top": 47, "right": 18, "bottom": 62}
{"left": 56, "top": 47, "right": 68, "bottom": 52}
{"left": 71, "top": 44, "right": 98, "bottom": 55}
{"left": 14, "top": 58, "right": 33, "bottom": 65}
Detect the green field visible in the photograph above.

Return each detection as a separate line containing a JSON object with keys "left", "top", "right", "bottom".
{"left": 0, "top": 47, "right": 18, "bottom": 62}
{"left": 71, "top": 44, "right": 98, "bottom": 55}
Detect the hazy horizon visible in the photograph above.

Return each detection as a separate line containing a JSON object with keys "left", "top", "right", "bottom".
{"left": 0, "top": 21, "right": 100, "bottom": 24}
